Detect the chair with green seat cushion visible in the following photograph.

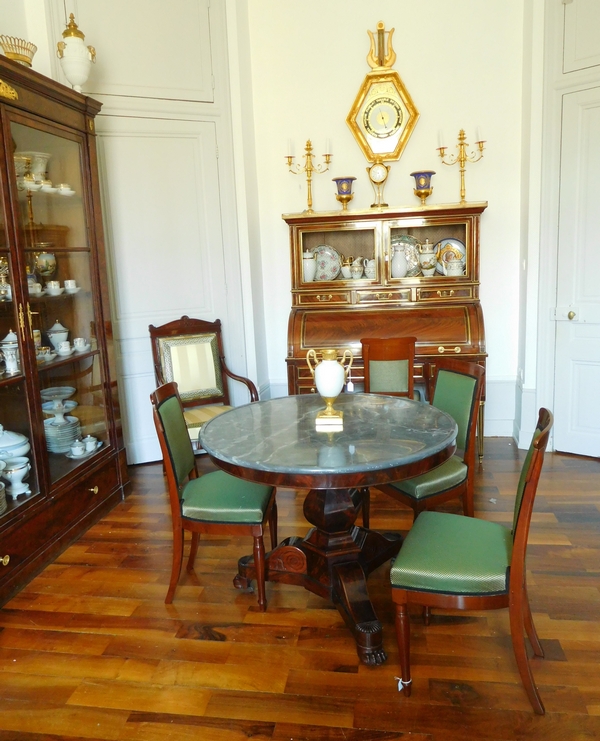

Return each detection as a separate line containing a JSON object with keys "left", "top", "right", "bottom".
{"left": 150, "top": 382, "right": 277, "bottom": 611}
{"left": 390, "top": 408, "right": 553, "bottom": 715}
{"left": 376, "top": 358, "right": 484, "bottom": 520}
{"left": 359, "top": 336, "right": 418, "bottom": 527}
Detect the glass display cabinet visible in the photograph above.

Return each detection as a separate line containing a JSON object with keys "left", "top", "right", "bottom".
{"left": 0, "top": 57, "right": 126, "bottom": 605}
{"left": 284, "top": 202, "right": 488, "bottom": 449}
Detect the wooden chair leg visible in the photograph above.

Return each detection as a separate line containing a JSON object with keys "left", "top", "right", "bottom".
{"left": 394, "top": 600, "right": 412, "bottom": 696}
{"left": 509, "top": 592, "right": 545, "bottom": 714}
{"left": 523, "top": 583, "right": 544, "bottom": 657}
{"left": 186, "top": 532, "right": 199, "bottom": 572}
{"left": 253, "top": 535, "right": 267, "bottom": 612}
{"left": 463, "top": 484, "right": 475, "bottom": 517}
{"left": 360, "top": 487, "right": 370, "bottom": 529}
{"left": 166, "top": 526, "right": 184, "bottom": 604}
{"left": 412, "top": 500, "right": 427, "bottom": 521}
{"left": 269, "top": 499, "right": 278, "bottom": 550}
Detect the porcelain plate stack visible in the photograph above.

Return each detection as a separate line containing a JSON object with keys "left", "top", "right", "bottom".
{"left": 43, "top": 415, "right": 81, "bottom": 453}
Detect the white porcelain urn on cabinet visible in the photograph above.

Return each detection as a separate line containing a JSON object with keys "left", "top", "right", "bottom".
{"left": 56, "top": 14, "right": 96, "bottom": 93}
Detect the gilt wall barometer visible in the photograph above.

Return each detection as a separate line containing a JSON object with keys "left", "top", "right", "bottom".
{"left": 346, "top": 22, "right": 419, "bottom": 206}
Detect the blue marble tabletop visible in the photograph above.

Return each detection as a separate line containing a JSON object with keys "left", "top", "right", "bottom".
{"left": 199, "top": 394, "right": 457, "bottom": 482}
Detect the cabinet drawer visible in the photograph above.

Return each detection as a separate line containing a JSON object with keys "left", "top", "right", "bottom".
{"left": 417, "top": 285, "right": 474, "bottom": 302}
{"left": 62, "top": 459, "right": 119, "bottom": 505}
{"left": 0, "top": 460, "right": 119, "bottom": 591}
{"left": 355, "top": 288, "right": 412, "bottom": 304}
{"left": 297, "top": 290, "right": 350, "bottom": 305}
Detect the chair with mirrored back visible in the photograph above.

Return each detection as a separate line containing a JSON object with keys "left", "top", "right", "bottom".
{"left": 374, "top": 358, "right": 484, "bottom": 522}
{"left": 390, "top": 408, "right": 553, "bottom": 714}
{"left": 149, "top": 316, "right": 258, "bottom": 451}
{"left": 359, "top": 336, "right": 418, "bottom": 527}
{"left": 150, "top": 382, "right": 277, "bottom": 610}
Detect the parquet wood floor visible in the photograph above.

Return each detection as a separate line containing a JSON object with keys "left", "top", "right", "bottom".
{"left": 0, "top": 438, "right": 599, "bottom": 740}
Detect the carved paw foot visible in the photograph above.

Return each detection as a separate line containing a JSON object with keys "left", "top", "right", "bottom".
{"left": 359, "top": 646, "right": 387, "bottom": 666}
{"left": 355, "top": 619, "right": 386, "bottom": 665}
{"left": 233, "top": 574, "right": 252, "bottom": 591}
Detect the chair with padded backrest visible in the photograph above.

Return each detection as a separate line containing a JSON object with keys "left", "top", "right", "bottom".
{"left": 359, "top": 336, "right": 417, "bottom": 527}
{"left": 150, "top": 382, "right": 277, "bottom": 611}
{"left": 149, "top": 316, "right": 258, "bottom": 450}
{"left": 374, "top": 358, "right": 484, "bottom": 521}
{"left": 390, "top": 408, "right": 553, "bottom": 714}
{"left": 361, "top": 336, "right": 417, "bottom": 399}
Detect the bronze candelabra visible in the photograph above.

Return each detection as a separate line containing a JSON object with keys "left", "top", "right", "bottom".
{"left": 286, "top": 139, "right": 332, "bottom": 213}
{"left": 437, "top": 129, "right": 485, "bottom": 204}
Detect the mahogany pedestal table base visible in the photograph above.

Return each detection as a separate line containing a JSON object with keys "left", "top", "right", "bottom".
{"left": 199, "top": 394, "right": 457, "bottom": 666}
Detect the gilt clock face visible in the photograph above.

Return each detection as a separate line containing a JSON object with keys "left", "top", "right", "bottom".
{"left": 363, "top": 97, "right": 403, "bottom": 139}
{"left": 368, "top": 162, "right": 388, "bottom": 184}
{"left": 347, "top": 70, "right": 419, "bottom": 162}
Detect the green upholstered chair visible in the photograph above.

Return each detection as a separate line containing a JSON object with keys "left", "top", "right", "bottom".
{"left": 361, "top": 336, "right": 417, "bottom": 399}
{"left": 390, "top": 408, "right": 553, "bottom": 715}
{"left": 375, "top": 358, "right": 485, "bottom": 521}
{"left": 359, "top": 336, "right": 417, "bottom": 527}
{"left": 150, "top": 382, "right": 277, "bottom": 610}
{"left": 149, "top": 316, "right": 258, "bottom": 451}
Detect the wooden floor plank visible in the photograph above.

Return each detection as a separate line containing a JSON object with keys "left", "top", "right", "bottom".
{"left": 0, "top": 441, "right": 598, "bottom": 739}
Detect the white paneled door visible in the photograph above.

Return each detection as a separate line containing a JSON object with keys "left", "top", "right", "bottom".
{"left": 97, "top": 116, "right": 232, "bottom": 463}
{"left": 553, "top": 87, "right": 600, "bottom": 456}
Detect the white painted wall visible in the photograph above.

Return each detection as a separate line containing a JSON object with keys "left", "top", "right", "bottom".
{"left": 243, "top": 1, "right": 526, "bottom": 434}
{"left": 10, "top": 0, "right": 542, "bottom": 451}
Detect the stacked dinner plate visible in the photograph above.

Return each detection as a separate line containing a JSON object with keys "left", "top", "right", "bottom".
{"left": 43, "top": 415, "right": 81, "bottom": 453}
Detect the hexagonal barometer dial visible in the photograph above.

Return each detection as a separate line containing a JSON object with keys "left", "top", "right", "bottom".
{"left": 347, "top": 70, "right": 419, "bottom": 162}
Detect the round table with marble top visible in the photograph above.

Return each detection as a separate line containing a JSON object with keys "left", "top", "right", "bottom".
{"left": 200, "top": 393, "right": 457, "bottom": 665}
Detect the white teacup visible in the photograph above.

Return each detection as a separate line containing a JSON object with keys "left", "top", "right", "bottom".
{"left": 29, "top": 282, "right": 42, "bottom": 294}
{"left": 64, "top": 279, "right": 77, "bottom": 289}
{"left": 445, "top": 259, "right": 465, "bottom": 276}
{"left": 58, "top": 341, "right": 71, "bottom": 353}
{"left": 73, "top": 337, "right": 87, "bottom": 350}
{"left": 83, "top": 435, "right": 97, "bottom": 452}
{"left": 70, "top": 440, "right": 85, "bottom": 457}
{"left": 46, "top": 280, "right": 60, "bottom": 290}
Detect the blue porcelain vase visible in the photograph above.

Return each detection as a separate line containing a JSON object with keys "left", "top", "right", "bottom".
{"left": 410, "top": 170, "right": 435, "bottom": 205}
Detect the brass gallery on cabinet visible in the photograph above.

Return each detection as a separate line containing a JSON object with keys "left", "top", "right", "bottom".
{"left": 0, "top": 57, "right": 127, "bottom": 606}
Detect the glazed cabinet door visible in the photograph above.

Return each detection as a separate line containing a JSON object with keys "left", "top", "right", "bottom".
{"left": 0, "top": 161, "right": 41, "bottom": 514}
{"left": 2, "top": 113, "right": 111, "bottom": 495}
